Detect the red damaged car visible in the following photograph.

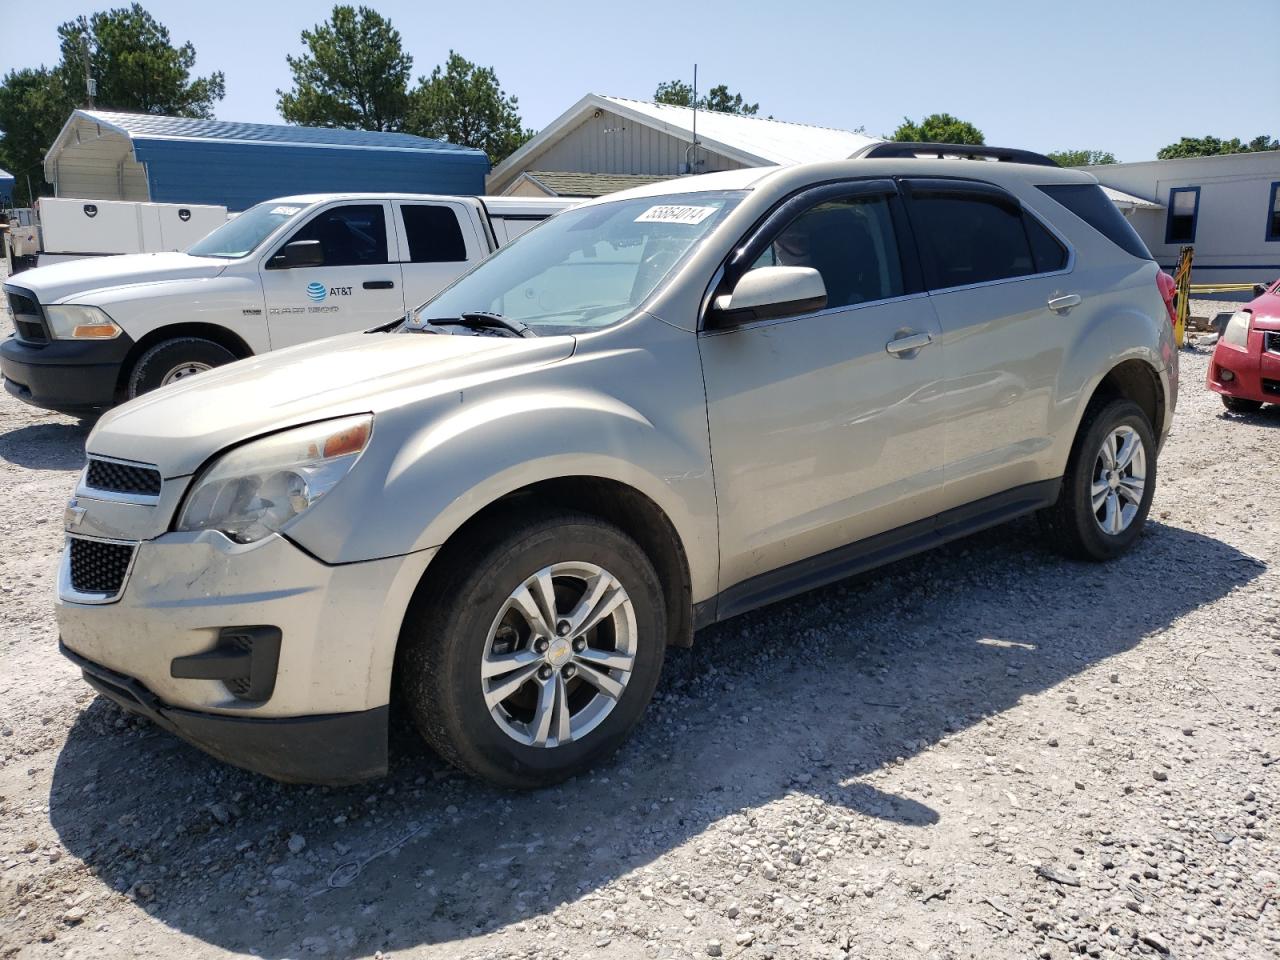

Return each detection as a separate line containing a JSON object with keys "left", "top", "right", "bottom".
{"left": 1208, "top": 279, "right": 1280, "bottom": 413}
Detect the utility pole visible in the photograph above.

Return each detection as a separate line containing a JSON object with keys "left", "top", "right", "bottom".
{"left": 82, "top": 34, "right": 96, "bottom": 108}
{"left": 684, "top": 64, "right": 700, "bottom": 175}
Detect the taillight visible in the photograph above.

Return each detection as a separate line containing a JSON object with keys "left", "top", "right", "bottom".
{"left": 1156, "top": 270, "right": 1177, "bottom": 326}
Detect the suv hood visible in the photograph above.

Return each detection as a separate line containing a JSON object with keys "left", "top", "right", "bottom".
{"left": 88, "top": 331, "right": 576, "bottom": 477}
{"left": 8, "top": 253, "right": 228, "bottom": 304}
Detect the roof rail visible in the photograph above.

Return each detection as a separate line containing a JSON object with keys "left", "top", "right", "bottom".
{"left": 857, "top": 142, "right": 1059, "bottom": 167}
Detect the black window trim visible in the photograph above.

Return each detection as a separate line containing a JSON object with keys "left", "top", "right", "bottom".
{"left": 899, "top": 176, "right": 1075, "bottom": 295}
{"left": 262, "top": 200, "right": 394, "bottom": 270}
{"left": 698, "top": 177, "right": 927, "bottom": 334}
{"left": 1266, "top": 181, "right": 1280, "bottom": 243}
{"left": 1164, "top": 185, "right": 1201, "bottom": 246}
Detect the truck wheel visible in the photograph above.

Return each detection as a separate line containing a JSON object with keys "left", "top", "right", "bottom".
{"left": 1222, "top": 395, "right": 1263, "bottom": 414}
{"left": 398, "top": 511, "right": 666, "bottom": 789}
{"left": 127, "top": 337, "right": 237, "bottom": 399}
{"left": 1041, "top": 398, "right": 1157, "bottom": 562}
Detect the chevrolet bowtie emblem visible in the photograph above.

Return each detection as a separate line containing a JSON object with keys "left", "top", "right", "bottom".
{"left": 65, "top": 500, "right": 87, "bottom": 531}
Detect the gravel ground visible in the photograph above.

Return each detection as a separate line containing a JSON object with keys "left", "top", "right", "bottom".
{"left": 0, "top": 290, "right": 1277, "bottom": 960}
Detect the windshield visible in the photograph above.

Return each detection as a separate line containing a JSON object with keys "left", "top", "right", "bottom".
{"left": 187, "top": 201, "right": 309, "bottom": 258}
{"left": 406, "top": 191, "right": 744, "bottom": 334}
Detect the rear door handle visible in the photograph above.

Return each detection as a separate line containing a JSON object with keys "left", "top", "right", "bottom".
{"left": 363, "top": 280, "right": 395, "bottom": 290}
{"left": 1048, "top": 293, "right": 1081, "bottom": 312}
{"left": 885, "top": 332, "right": 934, "bottom": 356}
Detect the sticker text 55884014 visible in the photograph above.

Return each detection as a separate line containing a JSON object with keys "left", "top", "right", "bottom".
{"left": 634, "top": 205, "right": 717, "bottom": 226}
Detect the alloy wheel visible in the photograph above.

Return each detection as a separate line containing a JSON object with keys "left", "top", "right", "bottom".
{"left": 480, "top": 561, "right": 637, "bottom": 748}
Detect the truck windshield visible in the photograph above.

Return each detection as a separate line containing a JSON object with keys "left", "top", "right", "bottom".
{"left": 187, "top": 201, "right": 308, "bottom": 258}
{"left": 407, "top": 191, "right": 744, "bottom": 334}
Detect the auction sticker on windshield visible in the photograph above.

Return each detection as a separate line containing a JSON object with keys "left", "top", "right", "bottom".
{"left": 634, "top": 205, "right": 717, "bottom": 225}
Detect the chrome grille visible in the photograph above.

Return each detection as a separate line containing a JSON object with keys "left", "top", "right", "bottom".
{"left": 85, "top": 458, "right": 162, "bottom": 497}
{"left": 68, "top": 538, "right": 136, "bottom": 596}
{"left": 1265, "top": 330, "right": 1280, "bottom": 354}
{"left": 6, "top": 287, "right": 48, "bottom": 344}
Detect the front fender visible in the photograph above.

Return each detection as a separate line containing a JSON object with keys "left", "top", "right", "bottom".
{"left": 288, "top": 319, "right": 719, "bottom": 603}
{"left": 73, "top": 275, "right": 270, "bottom": 354}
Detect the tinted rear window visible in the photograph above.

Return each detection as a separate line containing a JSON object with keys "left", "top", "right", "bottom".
{"left": 910, "top": 194, "right": 1034, "bottom": 288}
{"left": 1036, "top": 183, "right": 1153, "bottom": 261}
{"left": 401, "top": 204, "right": 467, "bottom": 263}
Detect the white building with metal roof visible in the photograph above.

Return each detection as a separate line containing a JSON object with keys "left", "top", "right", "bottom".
{"left": 1086, "top": 151, "right": 1280, "bottom": 283}
{"left": 487, "top": 93, "right": 877, "bottom": 195}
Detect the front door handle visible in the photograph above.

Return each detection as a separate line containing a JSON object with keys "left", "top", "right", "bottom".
{"left": 885, "top": 332, "right": 934, "bottom": 356}
{"left": 363, "top": 280, "right": 395, "bottom": 290}
{"left": 1048, "top": 293, "right": 1082, "bottom": 312}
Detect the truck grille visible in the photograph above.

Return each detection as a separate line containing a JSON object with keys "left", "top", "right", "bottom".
{"left": 68, "top": 538, "right": 136, "bottom": 596}
{"left": 1265, "top": 331, "right": 1280, "bottom": 355}
{"left": 5, "top": 287, "right": 48, "bottom": 344}
{"left": 85, "top": 458, "right": 162, "bottom": 497}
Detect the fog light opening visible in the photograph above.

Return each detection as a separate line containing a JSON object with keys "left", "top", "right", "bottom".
{"left": 1218, "top": 368, "right": 1235, "bottom": 382}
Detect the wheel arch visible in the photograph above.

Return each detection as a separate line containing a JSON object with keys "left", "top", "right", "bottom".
{"left": 412, "top": 475, "right": 696, "bottom": 651}
{"left": 1085, "top": 358, "right": 1165, "bottom": 437}
{"left": 115, "top": 323, "right": 254, "bottom": 397}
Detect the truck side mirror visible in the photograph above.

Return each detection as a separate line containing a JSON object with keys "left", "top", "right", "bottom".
{"left": 707, "top": 266, "right": 828, "bottom": 328}
{"left": 271, "top": 239, "right": 324, "bottom": 269}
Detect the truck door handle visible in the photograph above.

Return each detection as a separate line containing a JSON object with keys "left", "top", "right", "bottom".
{"left": 1048, "top": 293, "right": 1082, "bottom": 312}
{"left": 885, "top": 332, "right": 933, "bottom": 356}
{"left": 363, "top": 280, "right": 395, "bottom": 290}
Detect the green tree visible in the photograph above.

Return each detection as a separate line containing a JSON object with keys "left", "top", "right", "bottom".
{"left": 654, "top": 79, "right": 759, "bottom": 115}
{"left": 409, "top": 52, "right": 532, "bottom": 164}
{"left": 1156, "top": 134, "right": 1278, "bottom": 159}
{"left": 1047, "top": 149, "right": 1117, "bottom": 167}
{"left": 277, "top": 5, "right": 412, "bottom": 131}
{"left": 890, "top": 113, "right": 984, "bottom": 145}
{"left": 57, "top": 4, "right": 224, "bottom": 117}
{"left": 0, "top": 4, "right": 222, "bottom": 206}
{"left": 0, "top": 68, "right": 70, "bottom": 206}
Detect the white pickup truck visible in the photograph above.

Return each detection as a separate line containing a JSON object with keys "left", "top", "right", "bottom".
{"left": 2, "top": 193, "right": 576, "bottom": 414}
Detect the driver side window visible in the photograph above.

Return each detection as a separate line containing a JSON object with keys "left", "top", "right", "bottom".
{"left": 286, "top": 204, "right": 388, "bottom": 267}
{"left": 750, "top": 195, "right": 905, "bottom": 309}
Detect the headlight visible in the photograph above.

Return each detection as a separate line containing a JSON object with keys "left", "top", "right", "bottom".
{"left": 1222, "top": 311, "right": 1251, "bottom": 348}
{"left": 44, "top": 304, "right": 122, "bottom": 340}
{"left": 176, "top": 415, "right": 372, "bottom": 543}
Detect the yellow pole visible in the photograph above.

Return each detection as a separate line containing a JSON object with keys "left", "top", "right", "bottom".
{"left": 1172, "top": 246, "right": 1193, "bottom": 347}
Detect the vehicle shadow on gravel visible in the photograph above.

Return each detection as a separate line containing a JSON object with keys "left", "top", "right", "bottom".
{"left": 1218, "top": 405, "right": 1280, "bottom": 428}
{"left": 0, "top": 419, "right": 91, "bottom": 470}
{"left": 47, "top": 519, "right": 1263, "bottom": 957}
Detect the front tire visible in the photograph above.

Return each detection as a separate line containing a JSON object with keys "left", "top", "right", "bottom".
{"left": 127, "top": 337, "right": 237, "bottom": 399}
{"left": 1042, "top": 398, "right": 1157, "bottom": 561}
{"left": 398, "top": 511, "right": 666, "bottom": 789}
{"left": 1222, "top": 395, "right": 1263, "bottom": 414}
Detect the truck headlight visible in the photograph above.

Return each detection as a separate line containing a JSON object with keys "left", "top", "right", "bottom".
{"left": 176, "top": 415, "right": 372, "bottom": 544}
{"left": 44, "top": 304, "right": 122, "bottom": 340}
{"left": 1222, "top": 311, "right": 1251, "bottom": 348}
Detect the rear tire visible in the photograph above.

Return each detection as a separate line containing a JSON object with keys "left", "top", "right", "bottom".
{"left": 1041, "top": 398, "right": 1156, "bottom": 561}
{"left": 1222, "top": 395, "right": 1263, "bottom": 414}
{"left": 127, "top": 337, "right": 237, "bottom": 399}
{"left": 397, "top": 511, "right": 666, "bottom": 789}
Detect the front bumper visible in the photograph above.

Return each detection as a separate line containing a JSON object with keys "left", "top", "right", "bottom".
{"left": 1208, "top": 335, "right": 1280, "bottom": 404}
{"left": 61, "top": 643, "right": 389, "bottom": 784}
{"left": 1, "top": 333, "right": 134, "bottom": 413}
{"left": 57, "top": 528, "right": 435, "bottom": 783}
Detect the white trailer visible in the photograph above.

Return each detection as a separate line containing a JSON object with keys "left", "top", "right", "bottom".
{"left": 6, "top": 197, "right": 227, "bottom": 272}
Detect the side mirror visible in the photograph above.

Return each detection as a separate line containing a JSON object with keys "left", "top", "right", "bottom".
{"left": 271, "top": 239, "right": 324, "bottom": 269}
{"left": 1254, "top": 283, "right": 1269, "bottom": 297}
{"left": 709, "top": 266, "right": 827, "bottom": 328}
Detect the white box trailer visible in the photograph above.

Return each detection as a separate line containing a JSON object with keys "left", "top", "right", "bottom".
{"left": 6, "top": 197, "right": 227, "bottom": 272}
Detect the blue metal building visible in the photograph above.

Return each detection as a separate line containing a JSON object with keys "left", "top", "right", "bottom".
{"left": 0, "top": 168, "right": 14, "bottom": 205}
{"left": 43, "top": 110, "right": 489, "bottom": 210}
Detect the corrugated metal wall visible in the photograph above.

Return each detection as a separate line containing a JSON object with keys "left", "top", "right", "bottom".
{"left": 50, "top": 115, "right": 150, "bottom": 201}
{"left": 527, "top": 109, "right": 745, "bottom": 178}
{"left": 133, "top": 140, "right": 489, "bottom": 210}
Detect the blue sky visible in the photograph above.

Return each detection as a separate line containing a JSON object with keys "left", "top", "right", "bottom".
{"left": 2, "top": 0, "right": 1277, "bottom": 162}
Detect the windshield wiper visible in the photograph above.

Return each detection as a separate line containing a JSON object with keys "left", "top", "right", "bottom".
{"left": 428, "top": 311, "right": 538, "bottom": 339}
